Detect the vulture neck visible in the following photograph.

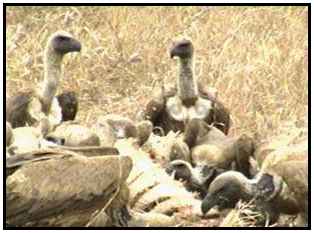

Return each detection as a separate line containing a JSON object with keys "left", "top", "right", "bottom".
{"left": 177, "top": 57, "right": 198, "bottom": 106}
{"left": 39, "top": 47, "right": 63, "bottom": 114}
{"left": 231, "top": 172, "right": 256, "bottom": 198}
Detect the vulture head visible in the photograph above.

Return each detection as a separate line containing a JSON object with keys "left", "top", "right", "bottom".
{"left": 166, "top": 159, "right": 224, "bottom": 198}
{"left": 48, "top": 31, "right": 81, "bottom": 55}
{"left": 166, "top": 159, "right": 193, "bottom": 182}
{"left": 201, "top": 171, "right": 255, "bottom": 215}
{"left": 170, "top": 38, "right": 194, "bottom": 59}
{"left": 255, "top": 173, "right": 283, "bottom": 202}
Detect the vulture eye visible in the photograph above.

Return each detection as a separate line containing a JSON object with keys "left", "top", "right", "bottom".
{"left": 58, "top": 36, "right": 70, "bottom": 41}
{"left": 179, "top": 43, "right": 189, "bottom": 47}
{"left": 176, "top": 164, "right": 186, "bottom": 169}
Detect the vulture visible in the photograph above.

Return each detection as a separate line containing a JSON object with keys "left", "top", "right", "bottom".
{"left": 6, "top": 118, "right": 52, "bottom": 156}
{"left": 46, "top": 115, "right": 152, "bottom": 148}
{"left": 46, "top": 121, "right": 101, "bottom": 147}
{"left": 201, "top": 132, "right": 308, "bottom": 226}
{"left": 140, "top": 38, "right": 230, "bottom": 135}
{"left": 6, "top": 120, "right": 118, "bottom": 157}
{"left": 94, "top": 114, "right": 153, "bottom": 147}
{"left": 166, "top": 119, "right": 255, "bottom": 197}
{"left": 6, "top": 149, "right": 132, "bottom": 227}
{"left": 6, "top": 31, "right": 81, "bottom": 129}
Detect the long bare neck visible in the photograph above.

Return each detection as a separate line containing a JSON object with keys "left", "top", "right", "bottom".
{"left": 228, "top": 171, "right": 256, "bottom": 197}
{"left": 39, "top": 47, "right": 63, "bottom": 113}
{"left": 177, "top": 57, "right": 198, "bottom": 106}
{"left": 238, "top": 174, "right": 256, "bottom": 197}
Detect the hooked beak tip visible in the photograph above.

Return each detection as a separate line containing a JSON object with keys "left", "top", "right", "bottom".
{"left": 201, "top": 195, "right": 216, "bottom": 215}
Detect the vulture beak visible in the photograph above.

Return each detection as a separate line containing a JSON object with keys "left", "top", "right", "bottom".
{"left": 70, "top": 38, "right": 82, "bottom": 52}
{"left": 201, "top": 194, "right": 218, "bottom": 215}
{"left": 170, "top": 48, "right": 176, "bottom": 59}
{"left": 169, "top": 42, "right": 180, "bottom": 59}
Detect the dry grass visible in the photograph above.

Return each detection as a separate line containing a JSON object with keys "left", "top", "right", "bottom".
{"left": 5, "top": 6, "right": 308, "bottom": 227}
{"left": 220, "top": 200, "right": 265, "bottom": 227}
{"left": 6, "top": 6, "right": 308, "bottom": 141}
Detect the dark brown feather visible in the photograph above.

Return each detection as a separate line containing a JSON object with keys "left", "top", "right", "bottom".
{"left": 6, "top": 91, "right": 34, "bottom": 128}
{"left": 142, "top": 84, "right": 230, "bottom": 135}
{"left": 56, "top": 91, "right": 78, "bottom": 121}
{"left": 198, "top": 85, "right": 230, "bottom": 135}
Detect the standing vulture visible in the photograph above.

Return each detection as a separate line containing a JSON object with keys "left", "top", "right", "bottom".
{"left": 6, "top": 31, "right": 81, "bottom": 129}
{"left": 140, "top": 39, "right": 230, "bottom": 135}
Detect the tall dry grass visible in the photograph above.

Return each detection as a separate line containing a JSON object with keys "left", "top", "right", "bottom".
{"left": 6, "top": 6, "right": 308, "bottom": 141}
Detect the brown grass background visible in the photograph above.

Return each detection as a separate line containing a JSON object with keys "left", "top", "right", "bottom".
{"left": 6, "top": 6, "right": 308, "bottom": 141}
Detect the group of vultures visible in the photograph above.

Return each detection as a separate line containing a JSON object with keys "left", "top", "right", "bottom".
{"left": 6, "top": 31, "right": 308, "bottom": 227}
